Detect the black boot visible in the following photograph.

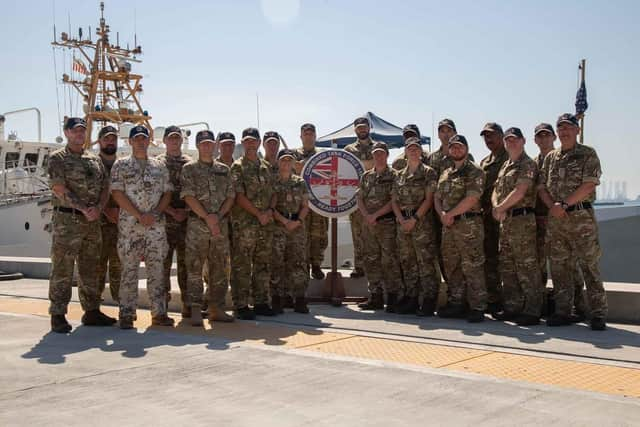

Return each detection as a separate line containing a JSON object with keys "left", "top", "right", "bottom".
{"left": 254, "top": 303, "right": 276, "bottom": 316}
{"left": 282, "top": 295, "right": 294, "bottom": 309}
{"left": 236, "top": 306, "right": 256, "bottom": 320}
{"left": 486, "top": 302, "right": 503, "bottom": 316}
{"left": 590, "top": 317, "right": 606, "bottom": 331}
{"left": 81, "top": 309, "right": 117, "bottom": 326}
{"left": 396, "top": 296, "right": 419, "bottom": 315}
{"left": 546, "top": 314, "right": 571, "bottom": 327}
{"left": 416, "top": 297, "right": 436, "bottom": 317}
{"left": 311, "top": 265, "right": 325, "bottom": 280}
{"left": 491, "top": 310, "right": 518, "bottom": 321}
{"left": 467, "top": 309, "right": 485, "bottom": 323}
{"left": 271, "top": 295, "right": 284, "bottom": 314}
{"left": 294, "top": 297, "right": 310, "bottom": 314}
{"left": 385, "top": 293, "right": 398, "bottom": 313}
{"left": 437, "top": 304, "right": 466, "bottom": 319}
{"left": 358, "top": 293, "right": 384, "bottom": 310}
{"left": 350, "top": 267, "right": 365, "bottom": 278}
{"left": 51, "top": 315, "right": 72, "bottom": 333}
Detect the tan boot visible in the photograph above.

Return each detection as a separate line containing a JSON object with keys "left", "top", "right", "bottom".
{"left": 208, "top": 306, "right": 235, "bottom": 323}
{"left": 191, "top": 304, "right": 203, "bottom": 326}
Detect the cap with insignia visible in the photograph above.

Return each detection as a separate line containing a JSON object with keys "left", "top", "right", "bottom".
{"left": 371, "top": 141, "right": 389, "bottom": 154}
{"left": 263, "top": 131, "right": 280, "bottom": 144}
{"left": 402, "top": 124, "right": 421, "bottom": 138}
{"left": 353, "top": 116, "right": 370, "bottom": 128}
{"left": 129, "top": 125, "right": 150, "bottom": 139}
{"left": 217, "top": 131, "right": 236, "bottom": 144}
{"left": 404, "top": 136, "right": 422, "bottom": 148}
{"left": 503, "top": 127, "right": 524, "bottom": 140}
{"left": 64, "top": 117, "right": 87, "bottom": 130}
{"left": 277, "top": 149, "right": 296, "bottom": 160}
{"left": 98, "top": 125, "right": 118, "bottom": 139}
{"left": 241, "top": 127, "right": 260, "bottom": 142}
{"left": 449, "top": 134, "right": 468, "bottom": 147}
{"left": 195, "top": 130, "right": 215, "bottom": 144}
{"left": 480, "top": 122, "right": 504, "bottom": 136}
{"left": 534, "top": 123, "right": 555, "bottom": 136}
{"left": 437, "top": 118, "right": 456, "bottom": 131}
{"left": 556, "top": 113, "right": 579, "bottom": 127}
{"left": 163, "top": 125, "right": 182, "bottom": 138}
{"left": 300, "top": 123, "right": 316, "bottom": 132}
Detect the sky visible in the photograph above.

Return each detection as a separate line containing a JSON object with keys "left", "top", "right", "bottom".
{"left": 2, "top": 0, "right": 640, "bottom": 198}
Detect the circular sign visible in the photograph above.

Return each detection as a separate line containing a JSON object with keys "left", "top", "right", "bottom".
{"left": 302, "top": 149, "right": 364, "bottom": 218}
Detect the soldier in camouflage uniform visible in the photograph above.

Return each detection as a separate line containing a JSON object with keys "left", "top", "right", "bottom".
{"left": 391, "top": 124, "right": 429, "bottom": 171}
{"left": 181, "top": 130, "right": 235, "bottom": 326}
{"left": 47, "top": 117, "right": 116, "bottom": 333}
{"left": 391, "top": 138, "right": 440, "bottom": 315}
{"left": 491, "top": 127, "right": 541, "bottom": 326}
{"left": 217, "top": 132, "right": 236, "bottom": 168}
{"left": 344, "top": 116, "right": 375, "bottom": 278}
{"left": 537, "top": 113, "right": 607, "bottom": 331}
{"left": 263, "top": 131, "right": 281, "bottom": 175}
{"left": 355, "top": 142, "right": 401, "bottom": 312}
{"left": 156, "top": 125, "right": 192, "bottom": 317}
{"left": 293, "top": 123, "right": 328, "bottom": 281}
{"left": 96, "top": 126, "right": 122, "bottom": 303}
{"left": 435, "top": 135, "right": 487, "bottom": 323}
{"left": 230, "top": 128, "right": 276, "bottom": 319}
{"left": 479, "top": 122, "right": 509, "bottom": 314}
{"left": 270, "top": 149, "right": 311, "bottom": 314}
{"left": 110, "top": 125, "right": 175, "bottom": 329}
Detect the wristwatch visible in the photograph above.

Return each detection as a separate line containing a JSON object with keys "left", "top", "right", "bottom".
{"left": 560, "top": 201, "right": 569, "bottom": 210}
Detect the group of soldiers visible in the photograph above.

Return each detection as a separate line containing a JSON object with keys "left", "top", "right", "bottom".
{"left": 47, "top": 111, "right": 607, "bottom": 334}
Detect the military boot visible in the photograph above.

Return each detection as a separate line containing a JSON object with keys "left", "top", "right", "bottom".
{"left": 590, "top": 317, "right": 606, "bottom": 331}
{"left": 51, "top": 315, "right": 72, "bottom": 333}
{"left": 396, "top": 296, "right": 419, "bottom": 314}
{"left": 190, "top": 304, "right": 203, "bottom": 326}
{"left": 311, "top": 265, "right": 325, "bottom": 280}
{"left": 416, "top": 297, "right": 436, "bottom": 317}
{"left": 81, "top": 309, "right": 117, "bottom": 326}
{"left": 253, "top": 303, "right": 276, "bottom": 316}
{"left": 181, "top": 305, "right": 192, "bottom": 319}
{"left": 514, "top": 314, "right": 540, "bottom": 326}
{"left": 546, "top": 314, "right": 571, "bottom": 327}
{"left": 119, "top": 316, "right": 134, "bottom": 330}
{"left": 467, "top": 309, "right": 485, "bottom": 323}
{"left": 282, "top": 295, "right": 294, "bottom": 309}
{"left": 236, "top": 306, "right": 256, "bottom": 320}
{"left": 437, "top": 304, "right": 466, "bottom": 319}
{"left": 271, "top": 295, "right": 284, "bottom": 314}
{"left": 358, "top": 293, "right": 384, "bottom": 310}
{"left": 385, "top": 293, "right": 398, "bottom": 313}
{"left": 208, "top": 306, "right": 235, "bottom": 323}
{"left": 350, "top": 267, "right": 365, "bottom": 278}
{"left": 151, "top": 314, "right": 175, "bottom": 327}
{"left": 294, "top": 297, "right": 310, "bottom": 314}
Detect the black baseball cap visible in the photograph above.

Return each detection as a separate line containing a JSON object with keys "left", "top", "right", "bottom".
{"left": 301, "top": 123, "right": 316, "bottom": 132}
{"left": 404, "top": 136, "right": 422, "bottom": 149}
{"left": 217, "top": 131, "right": 236, "bottom": 144}
{"left": 98, "top": 125, "right": 118, "bottom": 139}
{"left": 64, "top": 117, "right": 87, "bottom": 130}
{"left": 354, "top": 116, "right": 370, "bottom": 128}
{"left": 241, "top": 127, "right": 260, "bottom": 142}
{"left": 402, "top": 124, "right": 421, "bottom": 138}
{"left": 129, "top": 125, "right": 150, "bottom": 139}
{"left": 371, "top": 141, "right": 389, "bottom": 154}
{"left": 438, "top": 118, "right": 456, "bottom": 131}
{"left": 277, "top": 149, "right": 296, "bottom": 160}
{"left": 263, "top": 131, "right": 280, "bottom": 144}
{"left": 556, "top": 113, "right": 579, "bottom": 127}
{"left": 195, "top": 130, "right": 215, "bottom": 144}
{"left": 534, "top": 123, "right": 555, "bottom": 136}
{"left": 480, "top": 122, "right": 504, "bottom": 136}
{"left": 449, "top": 134, "right": 468, "bottom": 147}
{"left": 503, "top": 127, "right": 524, "bottom": 140}
{"left": 163, "top": 125, "right": 182, "bottom": 138}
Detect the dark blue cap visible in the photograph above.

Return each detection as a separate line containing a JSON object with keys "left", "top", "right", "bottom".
{"left": 449, "top": 134, "right": 468, "bottom": 147}
{"left": 241, "top": 127, "right": 260, "bottom": 141}
{"left": 217, "top": 131, "right": 236, "bottom": 143}
{"left": 556, "top": 113, "right": 579, "bottom": 127}
{"left": 263, "top": 131, "right": 280, "bottom": 144}
{"left": 98, "top": 125, "right": 118, "bottom": 138}
{"left": 438, "top": 118, "right": 456, "bottom": 131}
{"left": 354, "top": 116, "right": 370, "bottom": 128}
{"left": 163, "top": 125, "right": 182, "bottom": 138}
{"left": 503, "top": 127, "right": 524, "bottom": 139}
{"left": 534, "top": 123, "right": 555, "bottom": 136}
{"left": 277, "top": 149, "right": 296, "bottom": 160}
{"left": 195, "top": 130, "right": 215, "bottom": 144}
{"left": 300, "top": 123, "right": 316, "bottom": 132}
{"left": 129, "top": 125, "right": 150, "bottom": 139}
{"left": 402, "top": 124, "right": 420, "bottom": 138}
{"left": 64, "top": 117, "right": 87, "bottom": 130}
{"left": 480, "top": 122, "right": 503, "bottom": 136}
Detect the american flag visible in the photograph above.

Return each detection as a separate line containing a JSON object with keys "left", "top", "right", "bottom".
{"left": 575, "top": 80, "right": 588, "bottom": 116}
{"left": 73, "top": 58, "right": 89, "bottom": 76}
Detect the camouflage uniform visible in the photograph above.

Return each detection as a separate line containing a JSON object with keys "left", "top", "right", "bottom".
{"left": 493, "top": 152, "right": 542, "bottom": 316}
{"left": 180, "top": 159, "right": 234, "bottom": 309}
{"left": 393, "top": 163, "right": 439, "bottom": 300}
{"left": 48, "top": 146, "right": 107, "bottom": 315}
{"left": 110, "top": 156, "right": 172, "bottom": 319}
{"left": 96, "top": 155, "right": 121, "bottom": 302}
{"left": 437, "top": 159, "right": 487, "bottom": 311}
{"left": 293, "top": 147, "right": 329, "bottom": 268}
{"left": 480, "top": 148, "right": 509, "bottom": 306}
{"left": 271, "top": 174, "right": 309, "bottom": 298}
{"left": 230, "top": 156, "right": 274, "bottom": 308}
{"left": 344, "top": 139, "right": 374, "bottom": 271}
{"left": 538, "top": 144, "right": 607, "bottom": 318}
{"left": 155, "top": 153, "right": 192, "bottom": 305}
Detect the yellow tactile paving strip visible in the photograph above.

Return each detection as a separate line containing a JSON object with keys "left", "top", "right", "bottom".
{"left": 2, "top": 295, "right": 639, "bottom": 399}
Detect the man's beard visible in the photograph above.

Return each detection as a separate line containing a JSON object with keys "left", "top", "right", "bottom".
{"left": 357, "top": 132, "right": 370, "bottom": 140}
{"left": 101, "top": 146, "right": 117, "bottom": 155}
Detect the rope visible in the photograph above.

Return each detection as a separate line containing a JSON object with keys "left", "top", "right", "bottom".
{"left": 51, "top": 47, "right": 62, "bottom": 136}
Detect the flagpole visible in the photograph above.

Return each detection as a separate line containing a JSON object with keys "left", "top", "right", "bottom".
{"left": 579, "top": 59, "right": 586, "bottom": 144}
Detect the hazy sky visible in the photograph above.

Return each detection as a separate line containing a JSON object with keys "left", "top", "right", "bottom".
{"left": 2, "top": 0, "right": 639, "bottom": 197}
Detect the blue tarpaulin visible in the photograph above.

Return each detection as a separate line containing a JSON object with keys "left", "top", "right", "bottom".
{"left": 316, "top": 112, "right": 430, "bottom": 149}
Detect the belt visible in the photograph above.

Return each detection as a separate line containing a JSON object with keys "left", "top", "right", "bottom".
{"left": 566, "top": 201, "right": 592, "bottom": 212}
{"left": 400, "top": 208, "right": 417, "bottom": 219}
{"left": 278, "top": 211, "right": 299, "bottom": 221}
{"left": 54, "top": 206, "right": 84, "bottom": 216}
{"left": 453, "top": 211, "right": 482, "bottom": 222}
{"left": 509, "top": 207, "right": 535, "bottom": 217}
{"left": 376, "top": 211, "right": 396, "bottom": 222}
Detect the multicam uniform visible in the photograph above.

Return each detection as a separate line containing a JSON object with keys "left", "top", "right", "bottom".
{"left": 96, "top": 155, "right": 121, "bottom": 302}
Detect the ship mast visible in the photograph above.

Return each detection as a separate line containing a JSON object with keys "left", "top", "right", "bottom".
{"left": 52, "top": 2, "right": 152, "bottom": 147}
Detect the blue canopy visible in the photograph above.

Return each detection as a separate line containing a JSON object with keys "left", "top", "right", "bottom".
{"left": 316, "top": 111, "right": 430, "bottom": 149}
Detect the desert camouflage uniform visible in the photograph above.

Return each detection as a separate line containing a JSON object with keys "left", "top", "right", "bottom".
{"left": 180, "top": 159, "right": 234, "bottom": 309}
{"left": 437, "top": 159, "right": 487, "bottom": 311}
{"left": 47, "top": 146, "right": 107, "bottom": 315}
{"left": 111, "top": 156, "right": 172, "bottom": 319}
{"left": 293, "top": 147, "right": 329, "bottom": 268}
{"left": 480, "top": 148, "right": 509, "bottom": 306}
{"left": 96, "top": 155, "right": 121, "bottom": 302}
{"left": 393, "top": 163, "right": 439, "bottom": 300}
{"left": 271, "top": 174, "right": 309, "bottom": 298}
{"left": 156, "top": 152, "right": 192, "bottom": 305}
{"left": 538, "top": 143, "right": 607, "bottom": 318}
{"left": 230, "top": 156, "right": 274, "bottom": 308}
{"left": 493, "top": 152, "right": 542, "bottom": 316}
